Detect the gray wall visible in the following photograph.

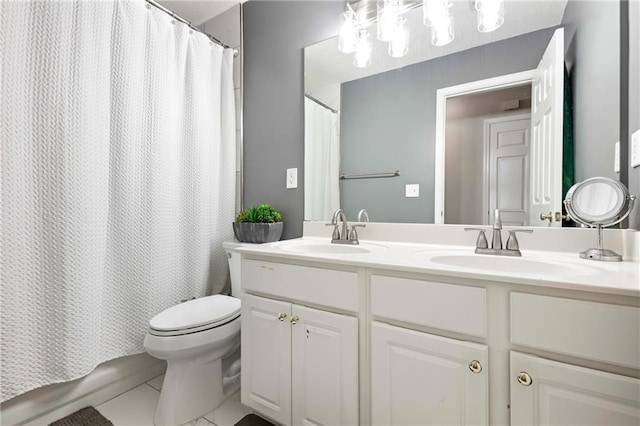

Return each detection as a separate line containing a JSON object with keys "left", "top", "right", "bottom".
{"left": 243, "top": 1, "right": 343, "bottom": 239}
{"left": 629, "top": 0, "right": 640, "bottom": 229}
{"left": 562, "top": 0, "right": 620, "bottom": 182}
{"left": 339, "top": 29, "right": 554, "bottom": 223}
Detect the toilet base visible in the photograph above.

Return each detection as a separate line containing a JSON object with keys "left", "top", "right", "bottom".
{"left": 154, "top": 356, "right": 225, "bottom": 426}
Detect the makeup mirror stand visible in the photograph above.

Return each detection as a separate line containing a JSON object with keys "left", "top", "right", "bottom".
{"left": 564, "top": 177, "right": 636, "bottom": 262}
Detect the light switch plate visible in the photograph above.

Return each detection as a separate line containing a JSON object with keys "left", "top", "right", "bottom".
{"left": 405, "top": 184, "right": 419, "bottom": 198}
{"left": 632, "top": 130, "right": 640, "bottom": 168}
{"left": 286, "top": 168, "right": 297, "bottom": 189}
{"left": 614, "top": 141, "right": 620, "bottom": 173}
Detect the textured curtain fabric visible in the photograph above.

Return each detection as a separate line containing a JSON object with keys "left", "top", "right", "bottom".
{"left": 304, "top": 97, "right": 340, "bottom": 221}
{"left": 0, "top": 0, "right": 235, "bottom": 401}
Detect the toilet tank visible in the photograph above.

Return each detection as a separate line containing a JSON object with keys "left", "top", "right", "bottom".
{"left": 222, "top": 241, "right": 246, "bottom": 297}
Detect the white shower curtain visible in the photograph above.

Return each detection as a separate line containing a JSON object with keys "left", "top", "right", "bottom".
{"left": 304, "top": 97, "right": 340, "bottom": 221}
{"left": 0, "top": 0, "right": 236, "bottom": 402}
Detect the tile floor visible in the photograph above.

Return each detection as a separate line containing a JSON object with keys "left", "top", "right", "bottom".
{"left": 95, "top": 374, "right": 253, "bottom": 426}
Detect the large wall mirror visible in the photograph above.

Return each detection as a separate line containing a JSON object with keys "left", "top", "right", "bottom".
{"left": 304, "top": 0, "right": 624, "bottom": 227}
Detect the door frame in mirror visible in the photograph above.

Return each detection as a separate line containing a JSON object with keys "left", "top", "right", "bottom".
{"left": 434, "top": 69, "right": 535, "bottom": 224}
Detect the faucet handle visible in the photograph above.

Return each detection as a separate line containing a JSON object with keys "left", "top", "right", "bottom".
{"left": 505, "top": 229, "right": 533, "bottom": 251}
{"left": 326, "top": 222, "right": 340, "bottom": 240}
{"left": 464, "top": 228, "right": 489, "bottom": 249}
{"left": 349, "top": 224, "right": 366, "bottom": 243}
{"left": 357, "top": 209, "right": 370, "bottom": 222}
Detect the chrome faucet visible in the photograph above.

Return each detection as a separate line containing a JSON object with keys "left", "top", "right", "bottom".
{"left": 333, "top": 208, "right": 349, "bottom": 242}
{"left": 491, "top": 208, "right": 503, "bottom": 249}
{"left": 327, "top": 208, "right": 364, "bottom": 245}
{"left": 357, "top": 209, "right": 370, "bottom": 223}
{"left": 465, "top": 209, "right": 533, "bottom": 256}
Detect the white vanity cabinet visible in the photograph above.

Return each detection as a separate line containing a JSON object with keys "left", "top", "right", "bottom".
{"left": 237, "top": 248, "right": 640, "bottom": 426}
{"left": 240, "top": 260, "right": 359, "bottom": 426}
{"left": 510, "top": 352, "right": 640, "bottom": 425}
{"left": 509, "top": 292, "right": 640, "bottom": 425}
{"left": 370, "top": 275, "right": 490, "bottom": 425}
{"left": 371, "top": 321, "right": 489, "bottom": 425}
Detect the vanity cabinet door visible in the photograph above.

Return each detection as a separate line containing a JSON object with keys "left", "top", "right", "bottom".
{"left": 371, "top": 322, "right": 488, "bottom": 426}
{"left": 510, "top": 352, "right": 640, "bottom": 426}
{"left": 241, "top": 294, "right": 292, "bottom": 426}
{"left": 291, "top": 305, "right": 359, "bottom": 426}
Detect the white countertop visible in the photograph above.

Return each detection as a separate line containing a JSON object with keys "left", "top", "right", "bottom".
{"left": 234, "top": 236, "right": 640, "bottom": 298}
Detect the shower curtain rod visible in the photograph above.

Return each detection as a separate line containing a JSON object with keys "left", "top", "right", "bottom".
{"left": 305, "top": 94, "right": 338, "bottom": 114}
{"left": 145, "top": 0, "right": 239, "bottom": 57}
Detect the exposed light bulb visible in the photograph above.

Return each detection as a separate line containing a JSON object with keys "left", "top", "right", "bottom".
{"left": 353, "top": 30, "right": 372, "bottom": 68}
{"left": 431, "top": 15, "right": 454, "bottom": 46}
{"left": 476, "top": 0, "right": 504, "bottom": 32}
{"left": 423, "top": 0, "right": 451, "bottom": 27}
{"left": 377, "top": 0, "right": 401, "bottom": 42}
{"left": 338, "top": 9, "right": 357, "bottom": 53}
{"left": 388, "top": 17, "right": 409, "bottom": 58}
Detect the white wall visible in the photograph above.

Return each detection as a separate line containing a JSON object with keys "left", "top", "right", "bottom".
{"left": 445, "top": 116, "right": 485, "bottom": 225}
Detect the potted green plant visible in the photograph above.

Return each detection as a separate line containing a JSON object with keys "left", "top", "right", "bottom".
{"left": 233, "top": 204, "right": 284, "bottom": 243}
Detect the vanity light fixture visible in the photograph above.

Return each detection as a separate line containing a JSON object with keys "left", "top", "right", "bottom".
{"left": 389, "top": 17, "right": 410, "bottom": 57}
{"left": 377, "top": 0, "right": 402, "bottom": 42}
{"left": 338, "top": 0, "right": 506, "bottom": 67}
{"left": 423, "top": 0, "right": 454, "bottom": 46}
{"left": 354, "top": 29, "right": 373, "bottom": 68}
{"left": 476, "top": 0, "right": 505, "bottom": 32}
{"left": 338, "top": 8, "right": 358, "bottom": 53}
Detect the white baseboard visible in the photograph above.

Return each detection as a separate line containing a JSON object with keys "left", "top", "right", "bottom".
{"left": 1, "top": 353, "right": 166, "bottom": 426}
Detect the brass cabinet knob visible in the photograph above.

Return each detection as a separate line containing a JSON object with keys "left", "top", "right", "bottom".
{"left": 290, "top": 315, "right": 299, "bottom": 325}
{"left": 540, "top": 212, "right": 553, "bottom": 222}
{"left": 517, "top": 371, "right": 533, "bottom": 386}
{"left": 468, "top": 360, "right": 482, "bottom": 373}
{"left": 277, "top": 313, "right": 287, "bottom": 322}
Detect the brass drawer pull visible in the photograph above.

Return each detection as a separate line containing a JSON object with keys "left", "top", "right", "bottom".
{"left": 517, "top": 371, "right": 533, "bottom": 386}
{"left": 468, "top": 360, "right": 482, "bottom": 373}
{"left": 277, "top": 313, "right": 287, "bottom": 322}
{"left": 469, "top": 359, "right": 482, "bottom": 373}
{"left": 290, "top": 315, "right": 299, "bottom": 325}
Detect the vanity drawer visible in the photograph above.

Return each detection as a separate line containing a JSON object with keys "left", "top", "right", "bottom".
{"left": 511, "top": 292, "right": 640, "bottom": 369}
{"left": 242, "top": 259, "right": 358, "bottom": 312}
{"left": 371, "top": 275, "right": 487, "bottom": 338}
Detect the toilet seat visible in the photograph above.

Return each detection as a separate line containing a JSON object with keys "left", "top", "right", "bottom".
{"left": 149, "top": 295, "right": 241, "bottom": 337}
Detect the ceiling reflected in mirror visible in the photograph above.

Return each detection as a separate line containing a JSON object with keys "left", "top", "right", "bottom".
{"left": 306, "top": 0, "right": 568, "bottom": 111}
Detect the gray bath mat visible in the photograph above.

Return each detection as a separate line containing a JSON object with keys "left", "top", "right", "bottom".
{"left": 49, "top": 407, "right": 113, "bottom": 426}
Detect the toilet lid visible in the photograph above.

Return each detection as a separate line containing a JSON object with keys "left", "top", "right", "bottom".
{"left": 149, "top": 295, "right": 240, "bottom": 332}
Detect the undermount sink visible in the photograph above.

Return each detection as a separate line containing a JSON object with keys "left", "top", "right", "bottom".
{"left": 427, "top": 254, "right": 600, "bottom": 276}
{"left": 276, "top": 241, "right": 388, "bottom": 255}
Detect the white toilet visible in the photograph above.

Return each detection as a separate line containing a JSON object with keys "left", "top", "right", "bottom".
{"left": 144, "top": 242, "right": 245, "bottom": 426}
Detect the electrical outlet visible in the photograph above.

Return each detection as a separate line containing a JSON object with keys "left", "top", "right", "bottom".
{"left": 632, "top": 130, "right": 640, "bottom": 168}
{"left": 405, "top": 184, "right": 419, "bottom": 198}
{"left": 286, "top": 168, "right": 297, "bottom": 189}
{"left": 614, "top": 141, "right": 620, "bottom": 173}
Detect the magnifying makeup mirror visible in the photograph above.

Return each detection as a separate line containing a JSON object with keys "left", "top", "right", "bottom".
{"left": 564, "top": 177, "right": 636, "bottom": 261}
